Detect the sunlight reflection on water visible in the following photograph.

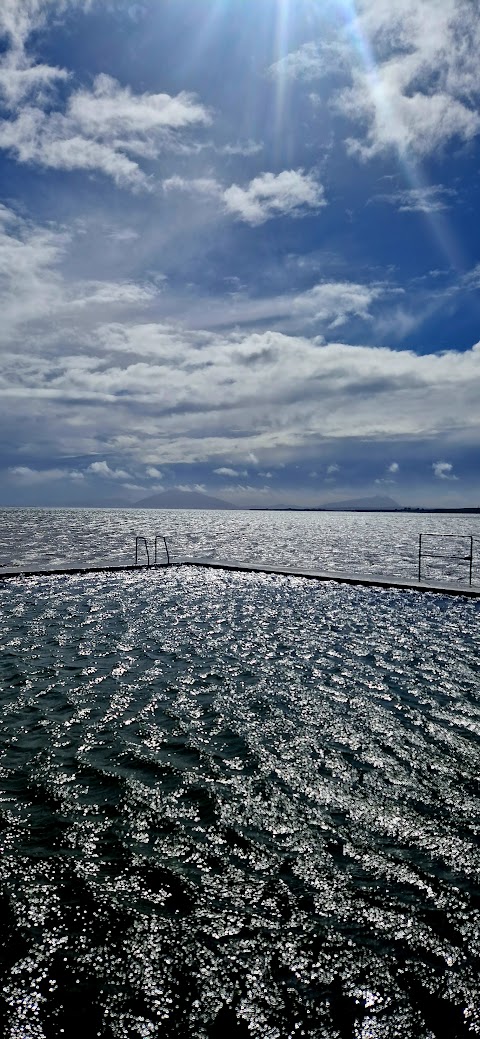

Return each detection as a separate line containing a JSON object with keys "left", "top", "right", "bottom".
{"left": 1, "top": 507, "right": 480, "bottom": 585}
{"left": 0, "top": 567, "right": 479, "bottom": 1037}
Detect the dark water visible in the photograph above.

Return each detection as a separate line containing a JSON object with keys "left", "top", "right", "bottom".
{"left": 0, "top": 567, "right": 479, "bottom": 1038}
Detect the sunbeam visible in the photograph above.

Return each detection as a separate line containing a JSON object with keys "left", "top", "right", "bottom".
{"left": 337, "top": 0, "right": 467, "bottom": 271}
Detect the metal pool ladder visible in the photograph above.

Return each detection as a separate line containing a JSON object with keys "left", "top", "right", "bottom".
{"left": 134, "top": 535, "right": 170, "bottom": 566}
{"left": 418, "top": 533, "right": 474, "bottom": 585}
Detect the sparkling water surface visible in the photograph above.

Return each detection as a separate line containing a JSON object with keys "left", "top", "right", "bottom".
{"left": 0, "top": 556, "right": 479, "bottom": 1038}
{"left": 1, "top": 507, "right": 479, "bottom": 584}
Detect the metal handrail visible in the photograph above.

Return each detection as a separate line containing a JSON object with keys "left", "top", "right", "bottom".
{"left": 154, "top": 535, "right": 170, "bottom": 565}
{"left": 135, "top": 536, "right": 150, "bottom": 566}
{"left": 134, "top": 530, "right": 252, "bottom": 568}
{"left": 418, "top": 533, "right": 474, "bottom": 585}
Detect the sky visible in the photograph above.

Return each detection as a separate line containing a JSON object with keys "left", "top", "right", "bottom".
{"left": 0, "top": 0, "right": 479, "bottom": 508}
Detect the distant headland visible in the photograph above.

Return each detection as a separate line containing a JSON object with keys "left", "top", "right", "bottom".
{"left": 256, "top": 494, "right": 480, "bottom": 513}
{"left": 132, "top": 489, "right": 238, "bottom": 510}
{"left": 128, "top": 490, "right": 480, "bottom": 513}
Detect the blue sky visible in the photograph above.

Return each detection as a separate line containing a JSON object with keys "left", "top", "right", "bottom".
{"left": 0, "top": 0, "right": 479, "bottom": 508}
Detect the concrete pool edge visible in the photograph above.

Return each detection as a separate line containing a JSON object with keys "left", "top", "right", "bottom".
{"left": 0, "top": 557, "right": 479, "bottom": 598}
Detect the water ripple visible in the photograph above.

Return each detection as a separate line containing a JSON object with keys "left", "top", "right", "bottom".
{"left": 0, "top": 569, "right": 478, "bottom": 1037}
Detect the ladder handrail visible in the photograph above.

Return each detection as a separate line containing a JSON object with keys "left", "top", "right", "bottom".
{"left": 134, "top": 535, "right": 170, "bottom": 565}
{"left": 135, "top": 536, "right": 150, "bottom": 566}
{"left": 154, "top": 535, "right": 170, "bottom": 565}
{"left": 418, "top": 532, "right": 474, "bottom": 585}
{"left": 134, "top": 530, "right": 477, "bottom": 585}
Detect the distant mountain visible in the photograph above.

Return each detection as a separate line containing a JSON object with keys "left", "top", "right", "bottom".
{"left": 322, "top": 494, "right": 400, "bottom": 511}
{"left": 132, "top": 489, "right": 237, "bottom": 510}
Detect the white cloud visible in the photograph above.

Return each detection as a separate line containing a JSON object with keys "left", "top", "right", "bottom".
{"left": 70, "top": 73, "right": 210, "bottom": 138}
{"left": 3, "top": 320, "right": 480, "bottom": 466}
{"left": 167, "top": 277, "right": 386, "bottom": 334}
{"left": 0, "top": 57, "right": 69, "bottom": 108}
{"left": 8, "top": 464, "right": 82, "bottom": 482}
{"left": 0, "top": 76, "right": 211, "bottom": 189}
{"left": 214, "top": 467, "right": 241, "bottom": 477}
{"left": 0, "top": 1, "right": 70, "bottom": 48}
{"left": 0, "top": 2, "right": 212, "bottom": 193}
{"left": 336, "top": 0, "right": 480, "bottom": 159}
{"left": 327, "top": 464, "right": 340, "bottom": 475}
{"left": 164, "top": 169, "right": 326, "bottom": 226}
{"left": 0, "top": 205, "right": 66, "bottom": 336}
{"left": 108, "top": 228, "right": 139, "bottom": 243}
{"left": 122, "top": 482, "right": 148, "bottom": 492}
{"left": 0, "top": 208, "right": 478, "bottom": 474}
{"left": 163, "top": 175, "right": 221, "bottom": 196}
{"left": 376, "top": 460, "right": 399, "bottom": 485}
{"left": 376, "top": 185, "right": 456, "bottom": 213}
{"left": 463, "top": 265, "right": 480, "bottom": 291}
{"left": 267, "top": 42, "right": 325, "bottom": 82}
{"left": 145, "top": 466, "right": 164, "bottom": 479}
{"left": 0, "top": 0, "right": 72, "bottom": 107}
{"left": 0, "top": 104, "right": 150, "bottom": 189}
{"left": 223, "top": 170, "right": 326, "bottom": 225}
{"left": 0, "top": 207, "right": 160, "bottom": 346}
{"left": 432, "top": 460, "right": 458, "bottom": 480}
{"left": 0, "top": 105, "right": 157, "bottom": 189}
{"left": 293, "top": 281, "right": 384, "bottom": 327}
{"left": 267, "top": 39, "right": 349, "bottom": 83}
{"left": 216, "top": 139, "right": 262, "bottom": 156}
{"left": 87, "top": 460, "right": 130, "bottom": 479}
{"left": 69, "top": 280, "right": 157, "bottom": 307}
{"left": 176, "top": 483, "right": 207, "bottom": 493}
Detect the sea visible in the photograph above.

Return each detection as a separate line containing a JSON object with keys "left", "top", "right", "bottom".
{"left": 0, "top": 508, "right": 479, "bottom": 1038}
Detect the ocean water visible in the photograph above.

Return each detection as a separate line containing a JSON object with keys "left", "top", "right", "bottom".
{"left": 0, "top": 512, "right": 479, "bottom": 1037}
{"left": 1, "top": 507, "right": 480, "bottom": 584}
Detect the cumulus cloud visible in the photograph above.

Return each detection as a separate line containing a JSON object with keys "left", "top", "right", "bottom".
{"left": 375, "top": 461, "right": 399, "bottom": 485}
{"left": 223, "top": 170, "right": 326, "bottom": 225}
{"left": 8, "top": 465, "right": 82, "bottom": 482}
{"left": 0, "top": 212, "right": 479, "bottom": 476}
{"left": 176, "top": 483, "right": 207, "bottom": 494}
{"left": 336, "top": 0, "right": 480, "bottom": 158}
{"left": 0, "top": 75, "right": 211, "bottom": 188}
{"left": 164, "top": 169, "right": 326, "bottom": 226}
{"left": 214, "top": 467, "right": 242, "bottom": 477}
{"left": 432, "top": 461, "right": 458, "bottom": 480}
{"left": 0, "top": 2, "right": 211, "bottom": 191}
{"left": 3, "top": 303, "right": 480, "bottom": 471}
{"left": 70, "top": 74, "right": 209, "bottom": 138}
{"left": 274, "top": 2, "right": 480, "bottom": 160}
{"left": 87, "top": 460, "right": 130, "bottom": 479}
{"left": 292, "top": 281, "right": 384, "bottom": 327}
